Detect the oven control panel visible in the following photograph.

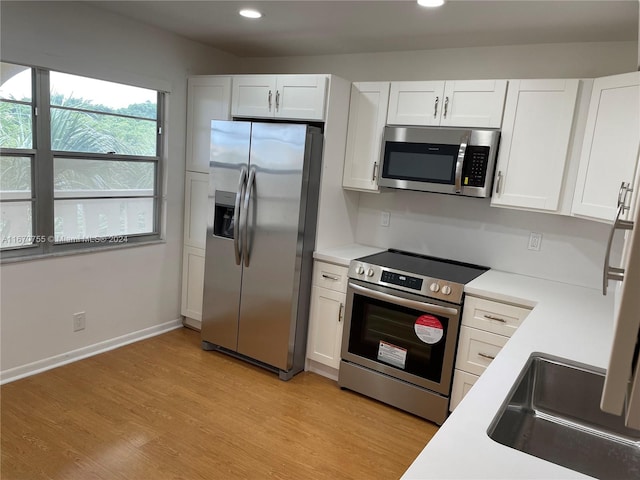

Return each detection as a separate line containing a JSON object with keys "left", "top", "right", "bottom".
{"left": 348, "top": 262, "right": 464, "bottom": 304}
{"left": 381, "top": 270, "right": 423, "bottom": 291}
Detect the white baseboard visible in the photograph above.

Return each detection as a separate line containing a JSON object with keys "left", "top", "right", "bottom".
{"left": 0, "top": 318, "right": 183, "bottom": 385}
{"left": 305, "top": 359, "right": 339, "bottom": 382}
{"left": 182, "top": 316, "right": 201, "bottom": 331}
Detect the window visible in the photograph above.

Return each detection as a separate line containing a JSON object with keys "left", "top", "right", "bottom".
{"left": 0, "top": 62, "right": 164, "bottom": 258}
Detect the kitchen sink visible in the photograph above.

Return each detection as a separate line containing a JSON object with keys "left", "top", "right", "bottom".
{"left": 488, "top": 354, "right": 640, "bottom": 479}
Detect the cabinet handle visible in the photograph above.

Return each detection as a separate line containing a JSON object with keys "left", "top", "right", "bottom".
{"left": 478, "top": 352, "right": 496, "bottom": 360}
{"left": 275, "top": 90, "right": 280, "bottom": 111}
{"left": 444, "top": 96, "right": 449, "bottom": 118}
{"left": 603, "top": 201, "right": 635, "bottom": 295}
{"left": 617, "top": 181, "right": 633, "bottom": 213}
{"left": 495, "top": 170, "right": 503, "bottom": 196}
{"left": 372, "top": 162, "right": 378, "bottom": 182}
{"left": 433, "top": 96, "right": 439, "bottom": 118}
{"left": 338, "top": 303, "right": 344, "bottom": 322}
{"left": 322, "top": 273, "right": 340, "bottom": 281}
{"left": 268, "top": 90, "right": 272, "bottom": 111}
{"left": 484, "top": 314, "right": 507, "bottom": 323}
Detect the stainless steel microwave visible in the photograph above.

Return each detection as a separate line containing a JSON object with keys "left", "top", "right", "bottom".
{"left": 378, "top": 126, "right": 501, "bottom": 198}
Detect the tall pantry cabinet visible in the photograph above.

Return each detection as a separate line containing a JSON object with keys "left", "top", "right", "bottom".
{"left": 181, "top": 76, "right": 232, "bottom": 329}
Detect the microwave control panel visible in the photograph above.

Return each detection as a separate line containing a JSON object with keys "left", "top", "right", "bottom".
{"left": 462, "top": 146, "right": 490, "bottom": 187}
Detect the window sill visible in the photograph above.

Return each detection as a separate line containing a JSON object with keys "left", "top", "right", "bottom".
{"left": 0, "top": 239, "right": 166, "bottom": 265}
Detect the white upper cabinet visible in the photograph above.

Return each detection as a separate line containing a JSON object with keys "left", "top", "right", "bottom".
{"left": 387, "top": 81, "right": 444, "bottom": 126}
{"left": 232, "top": 75, "right": 328, "bottom": 121}
{"left": 491, "top": 79, "right": 580, "bottom": 212}
{"left": 440, "top": 80, "right": 508, "bottom": 128}
{"left": 342, "top": 82, "right": 390, "bottom": 192}
{"left": 185, "top": 76, "right": 232, "bottom": 173}
{"left": 387, "top": 80, "right": 507, "bottom": 128}
{"left": 572, "top": 72, "right": 640, "bottom": 222}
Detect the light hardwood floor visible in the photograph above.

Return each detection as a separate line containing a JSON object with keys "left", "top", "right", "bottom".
{"left": 1, "top": 328, "right": 438, "bottom": 480}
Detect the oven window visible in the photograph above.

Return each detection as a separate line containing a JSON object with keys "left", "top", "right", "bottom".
{"left": 348, "top": 293, "right": 449, "bottom": 383}
{"left": 382, "top": 142, "right": 459, "bottom": 184}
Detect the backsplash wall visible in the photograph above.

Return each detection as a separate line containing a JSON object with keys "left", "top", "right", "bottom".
{"left": 355, "top": 190, "right": 620, "bottom": 290}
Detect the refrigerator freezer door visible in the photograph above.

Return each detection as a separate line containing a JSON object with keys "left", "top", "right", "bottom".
{"left": 236, "top": 123, "right": 309, "bottom": 370}
{"left": 201, "top": 121, "right": 251, "bottom": 350}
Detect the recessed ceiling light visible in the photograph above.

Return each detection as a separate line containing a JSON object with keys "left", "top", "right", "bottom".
{"left": 417, "top": 0, "right": 446, "bottom": 7}
{"left": 239, "top": 9, "right": 262, "bottom": 19}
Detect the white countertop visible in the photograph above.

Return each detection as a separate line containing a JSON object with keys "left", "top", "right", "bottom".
{"left": 402, "top": 270, "right": 616, "bottom": 480}
{"left": 313, "top": 243, "right": 385, "bottom": 267}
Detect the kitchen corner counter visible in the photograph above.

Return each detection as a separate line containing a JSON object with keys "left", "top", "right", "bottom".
{"left": 402, "top": 270, "right": 616, "bottom": 479}
{"left": 313, "top": 244, "right": 385, "bottom": 267}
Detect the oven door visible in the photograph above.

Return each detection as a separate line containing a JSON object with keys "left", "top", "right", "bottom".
{"left": 341, "top": 279, "right": 461, "bottom": 395}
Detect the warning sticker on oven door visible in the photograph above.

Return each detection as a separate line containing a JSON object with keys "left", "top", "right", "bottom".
{"left": 377, "top": 341, "right": 407, "bottom": 369}
{"left": 414, "top": 315, "right": 444, "bottom": 344}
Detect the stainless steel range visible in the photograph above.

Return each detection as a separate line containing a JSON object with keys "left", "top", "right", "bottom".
{"left": 338, "top": 249, "right": 489, "bottom": 425}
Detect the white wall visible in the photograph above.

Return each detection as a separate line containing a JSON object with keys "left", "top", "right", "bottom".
{"left": 239, "top": 41, "right": 637, "bottom": 80}
{"left": 0, "top": 1, "right": 239, "bottom": 377}
{"left": 239, "top": 41, "right": 637, "bottom": 289}
{"left": 356, "top": 191, "right": 620, "bottom": 289}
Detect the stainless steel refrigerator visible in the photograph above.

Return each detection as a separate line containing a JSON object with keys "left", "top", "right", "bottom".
{"left": 201, "top": 120, "right": 323, "bottom": 380}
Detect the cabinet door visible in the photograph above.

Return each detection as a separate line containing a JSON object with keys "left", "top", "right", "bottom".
{"left": 275, "top": 75, "right": 327, "bottom": 120}
{"left": 572, "top": 72, "right": 640, "bottom": 222}
{"left": 306, "top": 286, "right": 346, "bottom": 369}
{"left": 186, "top": 76, "right": 232, "bottom": 173}
{"left": 181, "top": 246, "right": 205, "bottom": 322}
{"left": 342, "top": 82, "right": 390, "bottom": 191}
{"left": 184, "top": 171, "right": 209, "bottom": 249}
{"left": 440, "top": 80, "right": 507, "bottom": 128}
{"left": 455, "top": 326, "right": 508, "bottom": 376}
{"left": 450, "top": 369, "right": 479, "bottom": 412}
{"left": 232, "top": 75, "right": 277, "bottom": 118}
{"left": 387, "top": 81, "right": 445, "bottom": 126}
{"left": 491, "top": 79, "right": 579, "bottom": 211}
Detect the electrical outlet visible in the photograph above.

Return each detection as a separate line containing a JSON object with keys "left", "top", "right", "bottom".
{"left": 73, "top": 312, "right": 86, "bottom": 332}
{"left": 381, "top": 211, "right": 390, "bottom": 227}
{"left": 528, "top": 232, "right": 542, "bottom": 251}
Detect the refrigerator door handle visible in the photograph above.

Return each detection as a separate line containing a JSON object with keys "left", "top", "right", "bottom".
{"left": 242, "top": 167, "right": 257, "bottom": 268}
{"left": 234, "top": 167, "right": 247, "bottom": 266}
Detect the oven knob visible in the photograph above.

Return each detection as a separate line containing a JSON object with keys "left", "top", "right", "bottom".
{"left": 429, "top": 283, "right": 440, "bottom": 293}
{"left": 356, "top": 265, "right": 365, "bottom": 275}
{"left": 442, "top": 285, "right": 452, "bottom": 295}
{"left": 366, "top": 268, "right": 375, "bottom": 277}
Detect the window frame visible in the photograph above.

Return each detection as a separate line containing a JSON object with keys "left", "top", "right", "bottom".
{"left": 0, "top": 63, "right": 165, "bottom": 260}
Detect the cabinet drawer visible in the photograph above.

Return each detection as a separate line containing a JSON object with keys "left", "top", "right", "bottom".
{"left": 455, "top": 326, "right": 508, "bottom": 376}
{"left": 312, "top": 261, "right": 348, "bottom": 293}
{"left": 450, "top": 369, "right": 479, "bottom": 412}
{"left": 462, "top": 296, "right": 531, "bottom": 337}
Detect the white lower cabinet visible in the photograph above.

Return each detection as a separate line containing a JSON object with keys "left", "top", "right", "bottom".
{"left": 181, "top": 246, "right": 206, "bottom": 322}
{"left": 450, "top": 295, "right": 531, "bottom": 411}
{"left": 306, "top": 261, "right": 348, "bottom": 376}
{"left": 450, "top": 370, "right": 479, "bottom": 412}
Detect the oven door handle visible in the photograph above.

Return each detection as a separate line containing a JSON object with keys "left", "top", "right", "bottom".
{"left": 349, "top": 282, "right": 459, "bottom": 317}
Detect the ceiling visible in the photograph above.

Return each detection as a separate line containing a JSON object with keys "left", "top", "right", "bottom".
{"left": 93, "top": 0, "right": 639, "bottom": 58}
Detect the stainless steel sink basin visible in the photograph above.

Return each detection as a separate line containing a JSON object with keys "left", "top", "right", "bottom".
{"left": 488, "top": 354, "right": 640, "bottom": 479}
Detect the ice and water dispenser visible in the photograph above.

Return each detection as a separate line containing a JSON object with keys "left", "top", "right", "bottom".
{"left": 213, "top": 191, "right": 236, "bottom": 239}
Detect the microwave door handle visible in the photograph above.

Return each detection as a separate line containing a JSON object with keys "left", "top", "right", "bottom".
{"left": 348, "top": 282, "right": 459, "bottom": 317}
{"left": 454, "top": 134, "right": 470, "bottom": 194}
